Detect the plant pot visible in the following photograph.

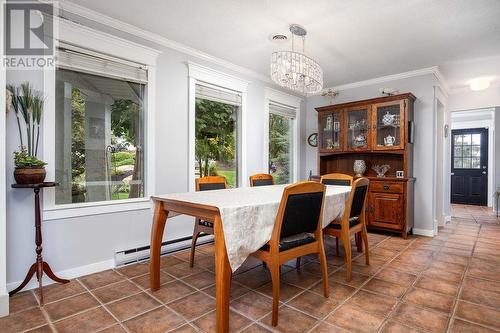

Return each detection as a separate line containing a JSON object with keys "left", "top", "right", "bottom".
{"left": 14, "top": 167, "right": 46, "bottom": 184}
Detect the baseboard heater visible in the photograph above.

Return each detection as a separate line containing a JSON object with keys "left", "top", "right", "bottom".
{"left": 114, "top": 234, "right": 214, "bottom": 267}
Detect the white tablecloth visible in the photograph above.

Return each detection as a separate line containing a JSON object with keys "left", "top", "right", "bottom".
{"left": 154, "top": 184, "right": 350, "bottom": 271}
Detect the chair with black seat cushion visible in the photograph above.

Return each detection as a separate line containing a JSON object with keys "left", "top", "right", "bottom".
{"left": 250, "top": 181, "right": 329, "bottom": 326}
{"left": 249, "top": 173, "right": 274, "bottom": 187}
{"left": 320, "top": 173, "right": 362, "bottom": 255}
{"left": 324, "top": 177, "right": 370, "bottom": 281}
{"left": 320, "top": 173, "right": 353, "bottom": 186}
{"left": 189, "top": 176, "right": 227, "bottom": 267}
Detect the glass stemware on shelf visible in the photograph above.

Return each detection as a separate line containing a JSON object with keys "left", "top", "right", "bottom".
{"left": 347, "top": 109, "right": 368, "bottom": 149}
{"left": 322, "top": 113, "right": 340, "bottom": 149}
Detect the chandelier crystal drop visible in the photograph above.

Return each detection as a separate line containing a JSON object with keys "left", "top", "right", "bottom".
{"left": 270, "top": 24, "right": 323, "bottom": 94}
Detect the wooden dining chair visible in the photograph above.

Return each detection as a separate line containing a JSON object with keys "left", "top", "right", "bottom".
{"left": 189, "top": 176, "right": 227, "bottom": 267}
{"left": 250, "top": 181, "right": 329, "bottom": 326}
{"left": 324, "top": 177, "right": 370, "bottom": 281}
{"left": 249, "top": 173, "right": 274, "bottom": 187}
{"left": 320, "top": 173, "right": 361, "bottom": 255}
{"left": 320, "top": 173, "right": 353, "bottom": 186}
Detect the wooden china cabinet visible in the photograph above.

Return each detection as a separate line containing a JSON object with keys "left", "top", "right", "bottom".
{"left": 316, "top": 93, "right": 416, "bottom": 238}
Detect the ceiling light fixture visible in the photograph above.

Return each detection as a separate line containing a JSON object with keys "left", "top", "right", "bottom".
{"left": 270, "top": 24, "right": 323, "bottom": 94}
{"left": 469, "top": 77, "right": 492, "bottom": 91}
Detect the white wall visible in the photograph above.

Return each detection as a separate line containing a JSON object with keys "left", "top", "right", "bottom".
{"left": 5, "top": 16, "right": 304, "bottom": 290}
{"left": 305, "top": 74, "right": 443, "bottom": 235}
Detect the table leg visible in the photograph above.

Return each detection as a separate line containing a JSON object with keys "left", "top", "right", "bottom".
{"left": 150, "top": 201, "right": 168, "bottom": 291}
{"left": 214, "top": 214, "right": 231, "bottom": 333}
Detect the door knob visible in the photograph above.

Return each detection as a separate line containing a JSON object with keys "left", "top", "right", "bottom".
{"left": 482, "top": 171, "right": 487, "bottom": 175}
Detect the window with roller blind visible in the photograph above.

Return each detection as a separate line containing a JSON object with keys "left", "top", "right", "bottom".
{"left": 268, "top": 102, "right": 296, "bottom": 184}
{"left": 195, "top": 83, "right": 240, "bottom": 188}
{"left": 54, "top": 45, "right": 147, "bottom": 204}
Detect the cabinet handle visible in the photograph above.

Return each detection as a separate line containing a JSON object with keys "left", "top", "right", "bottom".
{"left": 383, "top": 184, "right": 390, "bottom": 190}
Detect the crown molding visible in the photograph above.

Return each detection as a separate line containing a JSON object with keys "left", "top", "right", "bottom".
{"left": 56, "top": 17, "right": 161, "bottom": 66}
{"left": 58, "top": 1, "right": 274, "bottom": 85}
{"left": 316, "top": 66, "right": 449, "bottom": 96}
{"left": 432, "top": 67, "right": 449, "bottom": 94}
{"left": 56, "top": 2, "right": 455, "bottom": 99}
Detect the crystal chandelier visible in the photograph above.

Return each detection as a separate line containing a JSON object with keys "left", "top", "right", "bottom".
{"left": 270, "top": 24, "right": 323, "bottom": 94}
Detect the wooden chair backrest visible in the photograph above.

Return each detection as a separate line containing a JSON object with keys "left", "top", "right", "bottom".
{"left": 340, "top": 177, "right": 369, "bottom": 230}
{"left": 320, "top": 173, "right": 353, "bottom": 186}
{"left": 249, "top": 173, "right": 274, "bottom": 187}
{"left": 269, "top": 181, "right": 326, "bottom": 251}
{"left": 195, "top": 176, "right": 227, "bottom": 192}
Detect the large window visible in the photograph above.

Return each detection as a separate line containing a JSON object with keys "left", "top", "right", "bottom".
{"left": 268, "top": 103, "right": 295, "bottom": 184}
{"left": 54, "top": 48, "right": 147, "bottom": 204}
{"left": 195, "top": 84, "right": 240, "bottom": 188}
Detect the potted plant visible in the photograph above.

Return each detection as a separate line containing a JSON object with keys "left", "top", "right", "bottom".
{"left": 7, "top": 83, "right": 47, "bottom": 184}
{"left": 13, "top": 146, "right": 47, "bottom": 184}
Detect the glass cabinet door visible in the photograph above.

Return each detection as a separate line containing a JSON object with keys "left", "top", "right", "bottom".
{"left": 346, "top": 107, "right": 370, "bottom": 150}
{"left": 320, "top": 112, "right": 342, "bottom": 151}
{"left": 373, "top": 101, "right": 404, "bottom": 150}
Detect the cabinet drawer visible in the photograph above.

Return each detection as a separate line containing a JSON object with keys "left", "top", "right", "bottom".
{"left": 370, "top": 181, "right": 404, "bottom": 193}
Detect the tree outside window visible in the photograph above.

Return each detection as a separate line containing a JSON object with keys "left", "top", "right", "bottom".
{"left": 269, "top": 113, "right": 292, "bottom": 184}
{"left": 195, "top": 98, "right": 238, "bottom": 187}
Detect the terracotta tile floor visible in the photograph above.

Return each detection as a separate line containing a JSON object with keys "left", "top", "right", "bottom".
{"left": 1, "top": 207, "right": 499, "bottom": 332}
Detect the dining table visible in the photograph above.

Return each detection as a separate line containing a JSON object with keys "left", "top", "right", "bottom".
{"left": 149, "top": 183, "right": 351, "bottom": 333}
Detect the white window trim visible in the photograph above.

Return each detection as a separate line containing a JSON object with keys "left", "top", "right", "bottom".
{"left": 0, "top": 0, "right": 8, "bottom": 315}
{"left": 187, "top": 62, "right": 249, "bottom": 190}
{"left": 264, "top": 88, "right": 303, "bottom": 183}
{"left": 43, "top": 18, "right": 161, "bottom": 220}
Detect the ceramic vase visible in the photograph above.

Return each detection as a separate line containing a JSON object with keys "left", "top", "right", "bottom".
{"left": 353, "top": 160, "right": 366, "bottom": 177}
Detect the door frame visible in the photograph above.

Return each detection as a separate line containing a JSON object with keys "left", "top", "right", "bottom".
{"left": 433, "top": 86, "right": 450, "bottom": 235}
{"left": 450, "top": 127, "right": 489, "bottom": 206}
{"left": 451, "top": 109, "right": 495, "bottom": 207}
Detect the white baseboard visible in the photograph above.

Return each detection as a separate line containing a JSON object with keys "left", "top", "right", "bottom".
{"left": 413, "top": 228, "right": 435, "bottom": 237}
{"left": 0, "top": 292, "right": 9, "bottom": 317}
{"left": 7, "top": 259, "right": 115, "bottom": 293}
{"left": 444, "top": 215, "right": 451, "bottom": 224}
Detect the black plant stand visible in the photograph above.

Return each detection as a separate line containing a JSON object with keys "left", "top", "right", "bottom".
{"left": 10, "top": 182, "right": 69, "bottom": 305}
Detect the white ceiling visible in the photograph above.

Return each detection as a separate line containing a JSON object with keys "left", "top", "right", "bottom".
{"left": 69, "top": 0, "right": 500, "bottom": 88}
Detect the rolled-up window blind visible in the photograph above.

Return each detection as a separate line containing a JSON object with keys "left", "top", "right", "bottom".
{"left": 269, "top": 102, "right": 296, "bottom": 119}
{"left": 196, "top": 83, "right": 242, "bottom": 106}
{"left": 57, "top": 44, "right": 148, "bottom": 84}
